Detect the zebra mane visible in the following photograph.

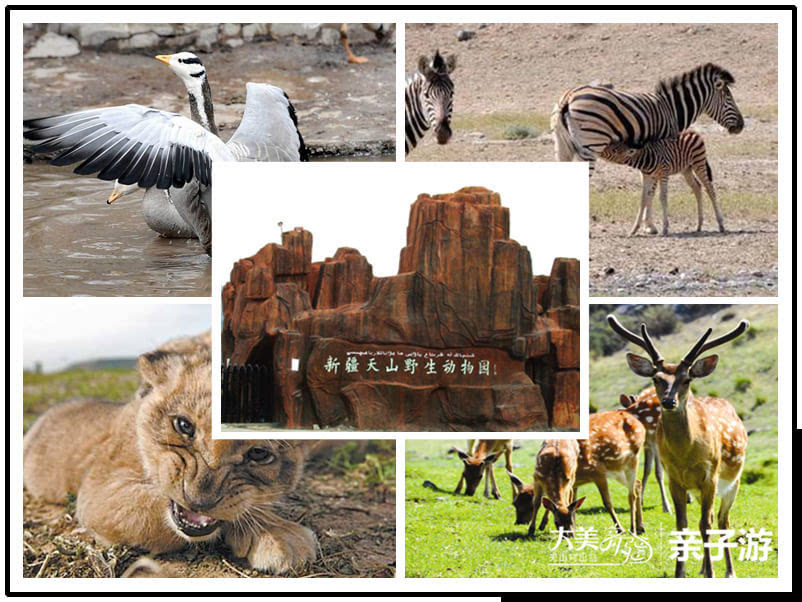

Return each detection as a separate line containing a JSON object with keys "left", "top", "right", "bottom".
{"left": 655, "top": 63, "right": 735, "bottom": 95}
{"left": 432, "top": 50, "right": 447, "bottom": 72}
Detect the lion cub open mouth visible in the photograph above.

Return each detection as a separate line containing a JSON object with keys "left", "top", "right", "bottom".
{"left": 169, "top": 500, "right": 220, "bottom": 538}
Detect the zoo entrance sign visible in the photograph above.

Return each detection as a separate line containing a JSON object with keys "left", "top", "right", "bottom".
{"left": 308, "top": 342, "right": 518, "bottom": 387}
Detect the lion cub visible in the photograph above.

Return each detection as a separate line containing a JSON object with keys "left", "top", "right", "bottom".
{"left": 23, "top": 332, "right": 317, "bottom": 574}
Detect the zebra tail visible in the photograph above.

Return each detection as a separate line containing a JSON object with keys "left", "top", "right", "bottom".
{"left": 705, "top": 160, "right": 713, "bottom": 182}
{"left": 551, "top": 101, "right": 580, "bottom": 162}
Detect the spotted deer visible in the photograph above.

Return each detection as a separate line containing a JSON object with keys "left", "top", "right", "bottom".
{"left": 450, "top": 440, "right": 513, "bottom": 499}
{"left": 619, "top": 387, "right": 672, "bottom": 513}
{"left": 509, "top": 409, "right": 645, "bottom": 537}
{"left": 607, "top": 315, "right": 749, "bottom": 578}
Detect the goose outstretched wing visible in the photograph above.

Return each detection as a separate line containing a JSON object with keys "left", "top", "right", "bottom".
{"left": 225, "top": 83, "right": 308, "bottom": 162}
{"left": 24, "top": 104, "right": 235, "bottom": 190}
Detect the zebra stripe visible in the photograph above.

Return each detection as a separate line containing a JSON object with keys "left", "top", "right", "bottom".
{"left": 405, "top": 51, "right": 456, "bottom": 155}
{"left": 601, "top": 130, "right": 725, "bottom": 235}
{"left": 552, "top": 63, "right": 744, "bottom": 175}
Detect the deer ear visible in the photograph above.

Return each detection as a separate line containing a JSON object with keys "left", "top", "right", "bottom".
{"left": 626, "top": 353, "right": 656, "bottom": 378}
{"left": 619, "top": 394, "right": 634, "bottom": 408}
{"left": 482, "top": 451, "right": 502, "bottom": 464}
{"left": 690, "top": 354, "right": 719, "bottom": 378}
{"left": 570, "top": 496, "right": 587, "bottom": 511}
{"left": 541, "top": 497, "right": 557, "bottom": 512}
{"left": 507, "top": 471, "right": 523, "bottom": 490}
{"left": 451, "top": 447, "right": 470, "bottom": 461}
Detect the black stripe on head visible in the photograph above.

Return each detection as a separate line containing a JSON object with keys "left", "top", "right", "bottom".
{"left": 189, "top": 71, "right": 206, "bottom": 78}
{"left": 179, "top": 57, "right": 203, "bottom": 65}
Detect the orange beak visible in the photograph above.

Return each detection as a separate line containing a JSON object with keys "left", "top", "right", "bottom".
{"left": 107, "top": 190, "right": 122, "bottom": 205}
{"left": 155, "top": 55, "right": 172, "bottom": 66}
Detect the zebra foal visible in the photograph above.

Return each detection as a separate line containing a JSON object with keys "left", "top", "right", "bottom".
{"left": 405, "top": 50, "right": 456, "bottom": 155}
{"left": 552, "top": 63, "right": 744, "bottom": 176}
{"left": 601, "top": 130, "right": 725, "bottom": 236}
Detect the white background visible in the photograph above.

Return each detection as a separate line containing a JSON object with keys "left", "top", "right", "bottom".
{"left": 214, "top": 162, "right": 589, "bottom": 282}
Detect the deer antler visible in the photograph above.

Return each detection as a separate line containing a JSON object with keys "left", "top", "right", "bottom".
{"left": 607, "top": 315, "right": 664, "bottom": 367}
{"left": 681, "top": 320, "right": 749, "bottom": 366}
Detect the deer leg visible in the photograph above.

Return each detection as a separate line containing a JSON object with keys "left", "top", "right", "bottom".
{"left": 642, "top": 445, "right": 654, "bottom": 493}
{"left": 484, "top": 464, "right": 500, "bottom": 500}
{"left": 659, "top": 177, "right": 670, "bottom": 236}
{"left": 718, "top": 479, "right": 740, "bottom": 578}
{"left": 682, "top": 169, "right": 704, "bottom": 232}
{"left": 595, "top": 476, "right": 625, "bottom": 534}
{"left": 653, "top": 452, "right": 672, "bottom": 514}
{"left": 669, "top": 478, "right": 688, "bottom": 578}
{"left": 505, "top": 449, "right": 515, "bottom": 500}
{"left": 454, "top": 472, "right": 465, "bottom": 494}
{"left": 528, "top": 484, "right": 544, "bottom": 536}
{"left": 625, "top": 461, "right": 644, "bottom": 534}
{"left": 699, "top": 482, "right": 717, "bottom": 578}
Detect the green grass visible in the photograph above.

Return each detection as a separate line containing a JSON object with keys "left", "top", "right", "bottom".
{"left": 453, "top": 111, "right": 550, "bottom": 141}
{"left": 23, "top": 369, "right": 140, "bottom": 432}
{"left": 406, "top": 306, "right": 778, "bottom": 578}
{"left": 405, "top": 438, "right": 777, "bottom": 578}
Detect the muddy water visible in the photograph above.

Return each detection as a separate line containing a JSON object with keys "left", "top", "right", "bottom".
{"left": 23, "top": 165, "right": 211, "bottom": 297}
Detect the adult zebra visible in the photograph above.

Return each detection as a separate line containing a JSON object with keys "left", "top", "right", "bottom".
{"left": 405, "top": 50, "right": 456, "bottom": 155}
{"left": 552, "top": 63, "right": 744, "bottom": 176}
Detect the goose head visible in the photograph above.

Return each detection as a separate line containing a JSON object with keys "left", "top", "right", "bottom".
{"left": 155, "top": 52, "right": 208, "bottom": 88}
{"left": 107, "top": 181, "right": 141, "bottom": 205}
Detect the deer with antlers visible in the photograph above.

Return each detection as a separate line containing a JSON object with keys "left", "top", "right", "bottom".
{"left": 619, "top": 387, "right": 672, "bottom": 514}
{"left": 450, "top": 440, "right": 514, "bottom": 499}
{"left": 607, "top": 315, "right": 749, "bottom": 578}
{"left": 508, "top": 409, "right": 645, "bottom": 537}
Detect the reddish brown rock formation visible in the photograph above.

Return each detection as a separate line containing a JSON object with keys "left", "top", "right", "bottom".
{"left": 221, "top": 187, "right": 580, "bottom": 431}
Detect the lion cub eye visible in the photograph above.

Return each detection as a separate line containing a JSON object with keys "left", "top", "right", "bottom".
{"left": 246, "top": 447, "right": 275, "bottom": 464}
{"left": 172, "top": 416, "right": 195, "bottom": 438}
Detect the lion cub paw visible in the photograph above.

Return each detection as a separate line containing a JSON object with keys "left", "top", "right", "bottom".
{"left": 247, "top": 523, "right": 318, "bottom": 575}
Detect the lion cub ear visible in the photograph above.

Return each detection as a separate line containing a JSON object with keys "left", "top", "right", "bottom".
{"left": 138, "top": 350, "right": 184, "bottom": 389}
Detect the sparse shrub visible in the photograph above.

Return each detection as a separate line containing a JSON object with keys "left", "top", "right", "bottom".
{"left": 641, "top": 305, "right": 678, "bottom": 337}
{"left": 752, "top": 395, "right": 767, "bottom": 411}
{"left": 743, "top": 469, "right": 764, "bottom": 485}
{"left": 502, "top": 124, "right": 539, "bottom": 140}
{"left": 707, "top": 390, "right": 719, "bottom": 398}
{"left": 589, "top": 401, "right": 598, "bottom": 413}
{"left": 734, "top": 376, "right": 752, "bottom": 392}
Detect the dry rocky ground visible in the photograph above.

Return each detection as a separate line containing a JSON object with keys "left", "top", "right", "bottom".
{"left": 406, "top": 23, "right": 779, "bottom": 297}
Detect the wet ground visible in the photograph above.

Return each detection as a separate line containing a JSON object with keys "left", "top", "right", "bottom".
{"left": 22, "top": 40, "right": 395, "bottom": 296}
{"left": 23, "top": 165, "right": 211, "bottom": 297}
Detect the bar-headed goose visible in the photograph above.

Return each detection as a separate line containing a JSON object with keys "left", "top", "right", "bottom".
{"left": 24, "top": 51, "right": 307, "bottom": 256}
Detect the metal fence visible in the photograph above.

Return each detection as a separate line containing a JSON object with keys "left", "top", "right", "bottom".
{"left": 221, "top": 364, "right": 273, "bottom": 423}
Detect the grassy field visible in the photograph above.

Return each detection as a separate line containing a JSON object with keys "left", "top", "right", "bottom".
{"left": 22, "top": 368, "right": 140, "bottom": 432}
{"left": 406, "top": 306, "right": 778, "bottom": 578}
